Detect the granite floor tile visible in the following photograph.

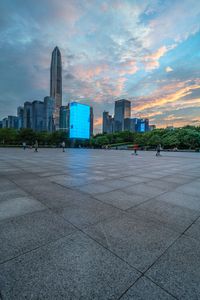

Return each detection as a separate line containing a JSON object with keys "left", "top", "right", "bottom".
{"left": 0, "top": 196, "right": 46, "bottom": 221}
{"left": 83, "top": 214, "right": 179, "bottom": 272}
{"left": 94, "top": 190, "right": 146, "bottom": 210}
{"left": 0, "top": 209, "right": 76, "bottom": 263}
{"left": 120, "top": 276, "right": 175, "bottom": 300}
{"left": 127, "top": 198, "right": 199, "bottom": 233}
{"left": 184, "top": 217, "right": 200, "bottom": 241}
{"left": 156, "top": 191, "right": 200, "bottom": 211}
{"left": 54, "top": 196, "right": 122, "bottom": 228}
{"left": 77, "top": 182, "right": 117, "bottom": 194}
{"left": 147, "top": 236, "right": 200, "bottom": 300}
{"left": 0, "top": 232, "right": 140, "bottom": 300}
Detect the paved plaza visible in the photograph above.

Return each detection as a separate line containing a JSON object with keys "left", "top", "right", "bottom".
{"left": 0, "top": 148, "right": 200, "bottom": 299}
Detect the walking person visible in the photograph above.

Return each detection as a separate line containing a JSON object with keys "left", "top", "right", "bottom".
{"left": 22, "top": 141, "right": 26, "bottom": 150}
{"left": 132, "top": 144, "right": 139, "bottom": 155}
{"left": 34, "top": 140, "right": 38, "bottom": 152}
{"left": 156, "top": 144, "right": 161, "bottom": 156}
{"left": 62, "top": 141, "right": 65, "bottom": 152}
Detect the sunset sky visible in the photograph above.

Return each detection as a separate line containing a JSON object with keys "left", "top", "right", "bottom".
{"left": 0, "top": 0, "right": 200, "bottom": 132}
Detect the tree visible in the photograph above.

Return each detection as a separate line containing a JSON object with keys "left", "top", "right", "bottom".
{"left": 0, "top": 128, "right": 18, "bottom": 144}
{"left": 148, "top": 134, "right": 162, "bottom": 147}
{"left": 18, "top": 128, "right": 36, "bottom": 145}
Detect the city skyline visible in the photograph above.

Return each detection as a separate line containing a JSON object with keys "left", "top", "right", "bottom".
{"left": 0, "top": 0, "right": 200, "bottom": 133}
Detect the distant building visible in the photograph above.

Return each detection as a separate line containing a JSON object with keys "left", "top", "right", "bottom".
{"left": 50, "top": 46, "right": 62, "bottom": 130}
{"left": 0, "top": 121, "right": 2, "bottom": 128}
{"left": 44, "top": 96, "right": 55, "bottom": 132}
{"left": 90, "top": 107, "right": 94, "bottom": 137}
{"left": 32, "top": 101, "right": 46, "bottom": 132}
{"left": 135, "top": 118, "right": 149, "bottom": 132}
{"left": 23, "top": 102, "right": 33, "bottom": 129}
{"left": 17, "top": 106, "right": 24, "bottom": 129}
{"left": 2, "top": 117, "right": 8, "bottom": 128}
{"left": 166, "top": 126, "right": 174, "bottom": 130}
{"left": 149, "top": 125, "right": 156, "bottom": 131}
{"left": 8, "top": 116, "right": 19, "bottom": 129}
{"left": 102, "top": 111, "right": 114, "bottom": 134}
{"left": 124, "top": 118, "right": 136, "bottom": 132}
{"left": 59, "top": 105, "right": 69, "bottom": 132}
{"left": 114, "top": 99, "right": 131, "bottom": 132}
{"left": 69, "top": 102, "right": 93, "bottom": 139}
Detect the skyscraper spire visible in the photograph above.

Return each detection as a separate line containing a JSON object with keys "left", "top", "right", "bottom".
{"left": 50, "top": 46, "right": 62, "bottom": 129}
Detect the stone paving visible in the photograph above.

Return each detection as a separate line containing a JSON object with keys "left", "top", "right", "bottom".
{"left": 0, "top": 148, "right": 200, "bottom": 299}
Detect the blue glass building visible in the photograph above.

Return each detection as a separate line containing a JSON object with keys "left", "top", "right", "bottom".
{"left": 69, "top": 102, "right": 91, "bottom": 139}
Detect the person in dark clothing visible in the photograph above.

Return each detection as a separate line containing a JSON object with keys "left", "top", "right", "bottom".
{"left": 156, "top": 144, "right": 161, "bottom": 156}
{"left": 34, "top": 140, "right": 38, "bottom": 152}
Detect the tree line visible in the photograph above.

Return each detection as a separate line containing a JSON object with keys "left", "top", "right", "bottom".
{"left": 0, "top": 126, "right": 200, "bottom": 150}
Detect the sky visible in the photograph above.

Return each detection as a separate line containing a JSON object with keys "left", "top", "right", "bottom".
{"left": 0, "top": 0, "right": 200, "bottom": 133}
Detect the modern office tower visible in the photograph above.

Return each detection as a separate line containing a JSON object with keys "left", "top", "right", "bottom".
{"left": 134, "top": 118, "right": 149, "bottom": 132}
{"left": 124, "top": 118, "right": 133, "bottom": 132}
{"left": 17, "top": 106, "right": 24, "bottom": 129}
{"left": 59, "top": 105, "right": 69, "bottom": 132}
{"left": 69, "top": 102, "right": 93, "bottom": 139}
{"left": 90, "top": 107, "right": 94, "bottom": 137}
{"left": 23, "top": 102, "right": 33, "bottom": 129}
{"left": 7, "top": 116, "right": 19, "bottom": 129}
{"left": 102, "top": 111, "right": 114, "bottom": 134}
{"left": 149, "top": 124, "right": 156, "bottom": 131}
{"left": 32, "top": 101, "right": 46, "bottom": 132}
{"left": 114, "top": 99, "right": 131, "bottom": 132}
{"left": 44, "top": 96, "right": 55, "bottom": 132}
{"left": 50, "top": 46, "right": 62, "bottom": 130}
{"left": 2, "top": 117, "right": 8, "bottom": 128}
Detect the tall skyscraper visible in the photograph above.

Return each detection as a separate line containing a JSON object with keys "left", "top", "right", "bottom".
{"left": 114, "top": 99, "right": 131, "bottom": 132}
{"left": 23, "top": 102, "right": 33, "bottom": 129}
{"left": 32, "top": 101, "right": 46, "bottom": 132}
{"left": 17, "top": 106, "right": 24, "bottom": 129}
{"left": 102, "top": 111, "right": 114, "bottom": 134}
{"left": 50, "top": 46, "right": 62, "bottom": 130}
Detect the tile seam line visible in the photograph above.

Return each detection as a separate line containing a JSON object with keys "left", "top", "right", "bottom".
{"left": 117, "top": 273, "right": 178, "bottom": 300}
{"left": 142, "top": 212, "right": 200, "bottom": 277}
{"left": 5, "top": 179, "right": 142, "bottom": 274}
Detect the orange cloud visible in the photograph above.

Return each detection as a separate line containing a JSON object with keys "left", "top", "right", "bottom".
{"left": 119, "top": 60, "right": 138, "bottom": 75}
{"left": 143, "top": 45, "right": 176, "bottom": 71}
{"left": 94, "top": 117, "right": 102, "bottom": 127}
{"left": 133, "top": 81, "right": 200, "bottom": 112}
{"left": 74, "top": 64, "right": 109, "bottom": 80}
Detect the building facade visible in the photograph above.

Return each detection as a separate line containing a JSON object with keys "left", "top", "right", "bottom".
{"left": 114, "top": 99, "right": 131, "bottom": 132}
{"left": 7, "top": 116, "right": 19, "bottom": 129}
{"left": 17, "top": 106, "right": 24, "bottom": 129}
{"left": 50, "top": 46, "right": 62, "bottom": 130}
{"left": 90, "top": 107, "right": 94, "bottom": 137}
{"left": 44, "top": 96, "right": 55, "bottom": 132}
{"left": 32, "top": 101, "right": 46, "bottom": 132}
{"left": 23, "top": 102, "right": 33, "bottom": 129}
{"left": 102, "top": 111, "right": 114, "bottom": 134}
{"left": 59, "top": 105, "right": 69, "bottom": 132}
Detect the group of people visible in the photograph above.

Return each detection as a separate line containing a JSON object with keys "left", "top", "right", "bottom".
{"left": 22, "top": 141, "right": 38, "bottom": 152}
{"left": 22, "top": 141, "right": 66, "bottom": 152}
{"left": 132, "top": 144, "right": 162, "bottom": 156}
{"left": 21, "top": 141, "right": 162, "bottom": 156}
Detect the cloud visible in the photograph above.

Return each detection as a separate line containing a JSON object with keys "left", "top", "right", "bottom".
{"left": 165, "top": 66, "right": 173, "bottom": 72}
{"left": 143, "top": 45, "right": 176, "bottom": 71}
